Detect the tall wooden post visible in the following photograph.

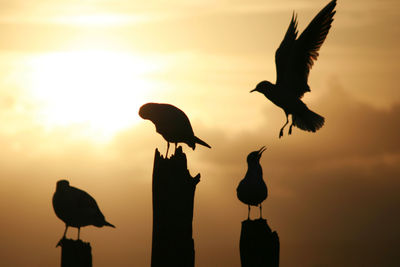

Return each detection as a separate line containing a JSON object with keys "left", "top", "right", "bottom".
{"left": 57, "top": 238, "right": 92, "bottom": 267}
{"left": 151, "top": 147, "right": 200, "bottom": 267}
{"left": 240, "top": 218, "right": 279, "bottom": 267}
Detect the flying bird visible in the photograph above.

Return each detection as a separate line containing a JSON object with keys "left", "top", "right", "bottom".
{"left": 237, "top": 146, "right": 268, "bottom": 219}
{"left": 251, "top": 0, "right": 337, "bottom": 138}
{"left": 139, "top": 102, "right": 211, "bottom": 156}
{"left": 52, "top": 179, "right": 115, "bottom": 240}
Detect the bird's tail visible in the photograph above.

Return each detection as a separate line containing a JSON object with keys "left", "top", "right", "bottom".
{"left": 104, "top": 221, "right": 116, "bottom": 228}
{"left": 292, "top": 107, "right": 324, "bottom": 132}
{"left": 194, "top": 136, "right": 211, "bottom": 149}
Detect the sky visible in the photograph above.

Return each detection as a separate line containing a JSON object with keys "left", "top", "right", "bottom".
{"left": 0, "top": 0, "right": 399, "bottom": 266}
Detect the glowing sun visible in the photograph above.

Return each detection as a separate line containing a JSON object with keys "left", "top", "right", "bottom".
{"left": 27, "top": 50, "right": 161, "bottom": 140}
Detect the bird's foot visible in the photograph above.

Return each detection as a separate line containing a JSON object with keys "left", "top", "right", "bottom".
{"left": 279, "top": 130, "right": 284, "bottom": 138}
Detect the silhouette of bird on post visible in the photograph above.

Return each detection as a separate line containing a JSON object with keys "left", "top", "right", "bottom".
{"left": 139, "top": 102, "right": 211, "bottom": 157}
{"left": 237, "top": 147, "right": 268, "bottom": 219}
{"left": 251, "top": 0, "right": 337, "bottom": 138}
{"left": 52, "top": 180, "right": 115, "bottom": 240}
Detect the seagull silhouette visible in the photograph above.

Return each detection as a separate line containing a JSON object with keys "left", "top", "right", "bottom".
{"left": 139, "top": 102, "right": 211, "bottom": 156}
{"left": 251, "top": 0, "right": 336, "bottom": 138}
{"left": 237, "top": 147, "right": 268, "bottom": 219}
{"left": 52, "top": 180, "right": 115, "bottom": 240}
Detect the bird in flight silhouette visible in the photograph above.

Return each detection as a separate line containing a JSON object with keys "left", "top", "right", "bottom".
{"left": 251, "top": 0, "right": 336, "bottom": 138}
{"left": 237, "top": 147, "right": 268, "bottom": 219}
{"left": 52, "top": 180, "right": 115, "bottom": 240}
{"left": 139, "top": 102, "right": 211, "bottom": 157}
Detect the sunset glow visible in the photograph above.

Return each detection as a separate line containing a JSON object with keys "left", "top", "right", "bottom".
{"left": 0, "top": 1, "right": 399, "bottom": 266}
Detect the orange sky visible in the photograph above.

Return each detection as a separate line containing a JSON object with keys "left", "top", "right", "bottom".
{"left": 0, "top": 0, "right": 399, "bottom": 266}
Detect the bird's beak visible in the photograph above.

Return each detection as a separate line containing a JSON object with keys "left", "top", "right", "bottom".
{"left": 257, "top": 146, "right": 267, "bottom": 158}
{"left": 250, "top": 88, "right": 257, "bottom": 93}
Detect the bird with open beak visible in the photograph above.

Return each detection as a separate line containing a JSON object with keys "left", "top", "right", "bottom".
{"left": 236, "top": 146, "right": 268, "bottom": 219}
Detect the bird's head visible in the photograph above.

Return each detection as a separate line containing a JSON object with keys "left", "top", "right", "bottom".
{"left": 250, "top": 81, "right": 273, "bottom": 96}
{"left": 56, "top": 179, "right": 69, "bottom": 191}
{"left": 247, "top": 146, "right": 267, "bottom": 163}
{"left": 138, "top": 102, "right": 156, "bottom": 120}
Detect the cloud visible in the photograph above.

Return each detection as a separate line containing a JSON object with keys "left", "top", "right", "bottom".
{"left": 187, "top": 85, "right": 400, "bottom": 266}
{"left": 0, "top": 75, "right": 399, "bottom": 266}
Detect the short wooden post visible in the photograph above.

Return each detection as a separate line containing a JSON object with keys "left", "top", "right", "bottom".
{"left": 151, "top": 147, "right": 200, "bottom": 267}
{"left": 57, "top": 238, "right": 92, "bottom": 267}
{"left": 240, "top": 218, "right": 279, "bottom": 267}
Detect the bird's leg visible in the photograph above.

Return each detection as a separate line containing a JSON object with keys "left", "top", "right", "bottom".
{"left": 259, "top": 203, "right": 263, "bottom": 219}
{"left": 166, "top": 142, "right": 170, "bottom": 158}
{"left": 77, "top": 227, "right": 81, "bottom": 240}
{"left": 289, "top": 115, "right": 294, "bottom": 135}
{"left": 63, "top": 224, "right": 68, "bottom": 239}
{"left": 247, "top": 205, "right": 251, "bottom": 220}
{"left": 279, "top": 113, "right": 289, "bottom": 138}
{"left": 56, "top": 225, "right": 69, "bottom": 247}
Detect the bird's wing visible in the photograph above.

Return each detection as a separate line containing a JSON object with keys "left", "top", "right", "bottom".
{"left": 72, "top": 186, "right": 105, "bottom": 219}
{"left": 285, "top": 0, "right": 336, "bottom": 98}
{"left": 162, "top": 104, "right": 194, "bottom": 136}
{"left": 275, "top": 13, "right": 298, "bottom": 87}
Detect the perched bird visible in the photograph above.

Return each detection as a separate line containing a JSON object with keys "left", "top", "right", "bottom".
{"left": 52, "top": 179, "right": 115, "bottom": 240}
{"left": 237, "top": 146, "right": 268, "bottom": 219}
{"left": 139, "top": 102, "right": 211, "bottom": 156}
{"left": 251, "top": 0, "right": 337, "bottom": 138}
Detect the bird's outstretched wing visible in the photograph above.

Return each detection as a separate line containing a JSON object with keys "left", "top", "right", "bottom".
{"left": 277, "top": 0, "right": 336, "bottom": 98}
{"left": 275, "top": 13, "right": 298, "bottom": 87}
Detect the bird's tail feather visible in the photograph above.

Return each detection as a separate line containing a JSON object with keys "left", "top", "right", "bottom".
{"left": 292, "top": 108, "right": 324, "bottom": 132}
{"left": 104, "top": 221, "right": 116, "bottom": 228}
{"left": 194, "top": 136, "right": 211, "bottom": 148}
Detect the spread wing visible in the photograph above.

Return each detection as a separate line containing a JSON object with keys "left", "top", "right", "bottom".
{"left": 276, "top": 0, "right": 336, "bottom": 98}
{"left": 275, "top": 13, "right": 298, "bottom": 88}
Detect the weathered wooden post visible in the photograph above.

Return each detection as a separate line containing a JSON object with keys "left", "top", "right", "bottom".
{"left": 240, "top": 218, "right": 279, "bottom": 267}
{"left": 57, "top": 238, "right": 92, "bottom": 267}
{"left": 151, "top": 146, "right": 200, "bottom": 267}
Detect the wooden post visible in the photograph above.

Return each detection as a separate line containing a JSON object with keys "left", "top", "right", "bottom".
{"left": 240, "top": 218, "right": 280, "bottom": 267}
{"left": 57, "top": 238, "right": 92, "bottom": 267}
{"left": 151, "top": 146, "right": 200, "bottom": 267}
